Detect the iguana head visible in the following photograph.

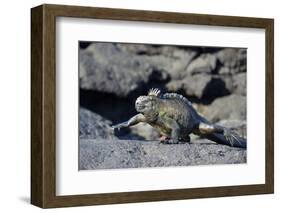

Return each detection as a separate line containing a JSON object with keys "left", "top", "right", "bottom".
{"left": 135, "top": 88, "right": 161, "bottom": 114}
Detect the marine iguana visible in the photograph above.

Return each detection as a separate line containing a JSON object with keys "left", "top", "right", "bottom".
{"left": 112, "top": 88, "right": 246, "bottom": 149}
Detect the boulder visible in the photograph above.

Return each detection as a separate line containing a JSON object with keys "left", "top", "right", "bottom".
{"left": 115, "top": 44, "right": 198, "bottom": 79}
{"left": 206, "top": 73, "right": 246, "bottom": 97}
{"left": 79, "top": 43, "right": 155, "bottom": 97}
{"left": 185, "top": 53, "right": 217, "bottom": 75}
{"left": 79, "top": 43, "right": 197, "bottom": 97}
{"left": 79, "top": 107, "right": 117, "bottom": 139}
{"left": 80, "top": 43, "right": 247, "bottom": 102}
{"left": 232, "top": 72, "right": 247, "bottom": 96}
{"left": 217, "top": 48, "right": 247, "bottom": 74}
{"left": 129, "top": 123, "right": 160, "bottom": 140}
{"left": 166, "top": 74, "right": 211, "bottom": 99}
{"left": 167, "top": 74, "right": 230, "bottom": 99}
{"left": 200, "top": 94, "right": 246, "bottom": 122}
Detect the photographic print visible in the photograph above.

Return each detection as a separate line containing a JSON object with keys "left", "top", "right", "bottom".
{"left": 31, "top": 4, "right": 273, "bottom": 208}
{"left": 79, "top": 42, "right": 247, "bottom": 170}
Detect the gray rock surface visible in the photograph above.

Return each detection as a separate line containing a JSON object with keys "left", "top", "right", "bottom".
{"left": 216, "top": 48, "right": 247, "bottom": 74}
{"left": 186, "top": 53, "right": 217, "bottom": 75}
{"left": 80, "top": 43, "right": 246, "bottom": 100}
{"left": 129, "top": 123, "right": 160, "bottom": 140}
{"left": 200, "top": 94, "right": 246, "bottom": 122}
{"left": 79, "top": 139, "right": 246, "bottom": 170}
{"left": 79, "top": 43, "right": 197, "bottom": 97}
{"left": 167, "top": 74, "right": 212, "bottom": 99}
{"left": 216, "top": 120, "right": 247, "bottom": 138}
{"left": 79, "top": 107, "right": 117, "bottom": 139}
{"left": 79, "top": 43, "right": 156, "bottom": 97}
{"left": 232, "top": 72, "right": 247, "bottom": 96}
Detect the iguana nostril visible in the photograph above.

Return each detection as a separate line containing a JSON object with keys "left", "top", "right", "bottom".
{"left": 136, "top": 99, "right": 141, "bottom": 105}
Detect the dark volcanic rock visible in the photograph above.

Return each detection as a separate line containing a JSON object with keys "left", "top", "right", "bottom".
{"left": 79, "top": 43, "right": 155, "bottom": 97}
{"left": 167, "top": 74, "right": 211, "bottom": 99}
{"left": 129, "top": 123, "right": 160, "bottom": 140}
{"left": 79, "top": 43, "right": 197, "bottom": 97}
{"left": 79, "top": 44, "right": 246, "bottom": 101}
{"left": 186, "top": 53, "right": 217, "bottom": 75}
{"left": 217, "top": 48, "right": 247, "bottom": 74}
{"left": 115, "top": 44, "right": 198, "bottom": 79}
{"left": 201, "top": 94, "right": 246, "bottom": 122}
{"left": 79, "top": 139, "right": 246, "bottom": 170}
{"left": 232, "top": 72, "right": 247, "bottom": 96}
{"left": 167, "top": 74, "right": 230, "bottom": 99}
{"left": 79, "top": 107, "right": 116, "bottom": 139}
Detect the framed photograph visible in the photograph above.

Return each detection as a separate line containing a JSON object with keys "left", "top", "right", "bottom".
{"left": 31, "top": 4, "right": 274, "bottom": 208}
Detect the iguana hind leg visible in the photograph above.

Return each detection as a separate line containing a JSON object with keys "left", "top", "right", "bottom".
{"left": 159, "top": 117, "right": 181, "bottom": 144}
{"left": 198, "top": 122, "right": 224, "bottom": 134}
{"left": 179, "top": 135, "right": 190, "bottom": 143}
{"left": 198, "top": 122, "right": 243, "bottom": 147}
{"left": 159, "top": 135, "right": 170, "bottom": 142}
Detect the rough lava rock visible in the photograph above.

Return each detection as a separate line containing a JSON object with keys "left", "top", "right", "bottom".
{"left": 79, "top": 43, "right": 156, "bottom": 97}
{"left": 129, "top": 123, "right": 160, "bottom": 140}
{"left": 232, "top": 72, "right": 247, "bottom": 96}
{"left": 186, "top": 53, "right": 217, "bottom": 75}
{"left": 79, "top": 43, "right": 197, "bottom": 97}
{"left": 167, "top": 74, "right": 212, "bottom": 99}
{"left": 79, "top": 139, "right": 246, "bottom": 170}
{"left": 167, "top": 74, "right": 231, "bottom": 99}
{"left": 200, "top": 94, "right": 246, "bottom": 122}
{"left": 216, "top": 119, "right": 247, "bottom": 138}
{"left": 165, "top": 48, "right": 246, "bottom": 99}
{"left": 79, "top": 107, "right": 117, "bottom": 139}
{"left": 80, "top": 44, "right": 246, "bottom": 100}
{"left": 217, "top": 48, "right": 247, "bottom": 74}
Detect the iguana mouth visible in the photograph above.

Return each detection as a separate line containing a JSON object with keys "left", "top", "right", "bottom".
{"left": 135, "top": 103, "right": 145, "bottom": 112}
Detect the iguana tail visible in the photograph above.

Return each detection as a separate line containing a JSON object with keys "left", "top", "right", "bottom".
{"left": 204, "top": 132, "right": 247, "bottom": 149}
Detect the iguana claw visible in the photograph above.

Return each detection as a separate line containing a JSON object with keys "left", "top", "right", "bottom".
{"left": 159, "top": 138, "right": 180, "bottom": 144}
{"left": 111, "top": 122, "right": 128, "bottom": 130}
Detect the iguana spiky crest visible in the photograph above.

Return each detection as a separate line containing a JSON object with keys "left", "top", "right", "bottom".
{"left": 148, "top": 88, "right": 161, "bottom": 97}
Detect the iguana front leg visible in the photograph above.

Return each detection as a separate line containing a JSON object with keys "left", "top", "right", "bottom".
{"left": 111, "top": 113, "right": 146, "bottom": 130}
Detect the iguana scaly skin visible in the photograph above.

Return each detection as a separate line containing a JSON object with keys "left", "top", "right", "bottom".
{"left": 112, "top": 88, "right": 246, "bottom": 148}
